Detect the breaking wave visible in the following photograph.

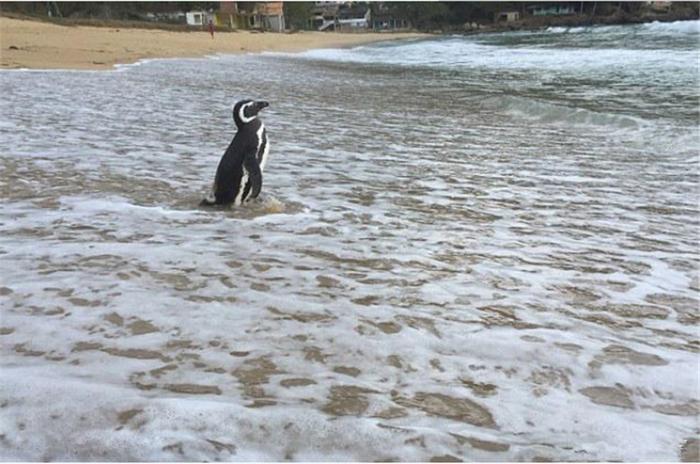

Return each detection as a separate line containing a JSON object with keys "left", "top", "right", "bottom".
{"left": 483, "top": 95, "right": 647, "bottom": 131}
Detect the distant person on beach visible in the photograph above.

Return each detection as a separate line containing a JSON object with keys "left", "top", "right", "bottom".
{"left": 208, "top": 19, "right": 214, "bottom": 39}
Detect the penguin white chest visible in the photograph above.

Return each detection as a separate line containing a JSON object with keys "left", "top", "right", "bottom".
{"left": 233, "top": 168, "right": 249, "bottom": 206}
{"left": 256, "top": 124, "right": 270, "bottom": 172}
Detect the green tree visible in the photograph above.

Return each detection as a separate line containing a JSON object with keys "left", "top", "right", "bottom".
{"left": 386, "top": 2, "right": 449, "bottom": 30}
{"left": 284, "top": 1, "right": 314, "bottom": 30}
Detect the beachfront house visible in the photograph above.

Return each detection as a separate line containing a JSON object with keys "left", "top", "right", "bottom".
{"left": 216, "top": 1, "right": 238, "bottom": 28}
{"left": 216, "top": 2, "right": 285, "bottom": 32}
{"left": 186, "top": 10, "right": 211, "bottom": 26}
{"left": 311, "top": 2, "right": 370, "bottom": 32}
{"left": 371, "top": 13, "right": 410, "bottom": 31}
{"left": 310, "top": 2, "right": 371, "bottom": 32}
{"left": 337, "top": 4, "right": 370, "bottom": 32}
{"left": 369, "top": 2, "right": 410, "bottom": 32}
{"left": 495, "top": 11, "right": 520, "bottom": 22}
{"left": 310, "top": 2, "right": 340, "bottom": 31}
{"left": 239, "top": 2, "right": 285, "bottom": 32}
{"left": 526, "top": 4, "right": 577, "bottom": 16}
{"left": 144, "top": 11, "right": 187, "bottom": 24}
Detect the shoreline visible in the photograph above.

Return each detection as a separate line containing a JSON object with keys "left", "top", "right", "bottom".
{"left": 0, "top": 16, "right": 427, "bottom": 71}
{"left": 2, "top": 13, "right": 697, "bottom": 71}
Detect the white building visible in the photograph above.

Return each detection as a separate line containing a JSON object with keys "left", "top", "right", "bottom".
{"left": 186, "top": 11, "right": 209, "bottom": 26}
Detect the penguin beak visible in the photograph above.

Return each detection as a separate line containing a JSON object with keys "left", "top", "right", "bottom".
{"left": 255, "top": 101, "right": 270, "bottom": 112}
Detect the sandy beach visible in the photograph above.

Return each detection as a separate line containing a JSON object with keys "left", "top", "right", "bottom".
{"left": 0, "top": 16, "right": 425, "bottom": 70}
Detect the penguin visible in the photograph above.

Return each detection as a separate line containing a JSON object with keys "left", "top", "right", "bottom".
{"left": 201, "top": 99, "right": 270, "bottom": 206}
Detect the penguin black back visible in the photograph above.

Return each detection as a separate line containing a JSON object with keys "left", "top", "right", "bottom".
{"left": 201, "top": 100, "right": 270, "bottom": 206}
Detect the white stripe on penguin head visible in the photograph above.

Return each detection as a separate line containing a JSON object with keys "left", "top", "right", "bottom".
{"left": 238, "top": 101, "right": 256, "bottom": 124}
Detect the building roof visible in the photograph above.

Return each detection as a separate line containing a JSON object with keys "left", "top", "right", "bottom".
{"left": 237, "top": 2, "right": 283, "bottom": 16}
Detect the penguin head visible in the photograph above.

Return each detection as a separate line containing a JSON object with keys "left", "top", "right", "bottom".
{"left": 233, "top": 99, "right": 269, "bottom": 127}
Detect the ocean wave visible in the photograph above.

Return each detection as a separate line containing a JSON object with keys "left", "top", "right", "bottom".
{"left": 545, "top": 19, "right": 699, "bottom": 36}
{"left": 485, "top": 95, "right": 648, "bottom": 131}
{"left": 640, "top": 19, "right": 700, "bottom": 34}
{"left": 280, "top": 23, "right": 696, "bottom": 74}
{"left": 285, "top": 42, "right": 692, "bottom": 80}
{"left": 545, "top": 26, "right": 587, "bottom": 34}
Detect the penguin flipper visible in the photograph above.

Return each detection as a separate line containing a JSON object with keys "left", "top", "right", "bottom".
{"left": 244, "top": 154, "right": 262, "bottom": 200}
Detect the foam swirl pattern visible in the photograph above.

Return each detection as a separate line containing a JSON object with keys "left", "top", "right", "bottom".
{"left": 0, "top": 21, "right": 698, "bottom": 461}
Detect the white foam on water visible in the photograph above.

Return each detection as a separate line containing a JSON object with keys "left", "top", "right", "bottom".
{"left": 641, "top": 19, "right": 700, "bottom": 34}
{"left": 0, "top": 23, "right": 698, "bottom": 461}
{"left": 285, "top": 31, "right": 697, "bottom": 73}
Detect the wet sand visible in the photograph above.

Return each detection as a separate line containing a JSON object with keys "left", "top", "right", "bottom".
{"left": 0, "top": 16, "right": 425, "bottom": 70}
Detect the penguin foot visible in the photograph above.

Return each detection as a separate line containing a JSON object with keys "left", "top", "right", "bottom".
{"left": 200, "top": 191, "right": 217, "bottom": 207}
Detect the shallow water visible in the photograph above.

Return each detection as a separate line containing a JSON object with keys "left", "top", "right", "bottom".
{"left": 1, "top": 21, "right": 699, "bottom": 461}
